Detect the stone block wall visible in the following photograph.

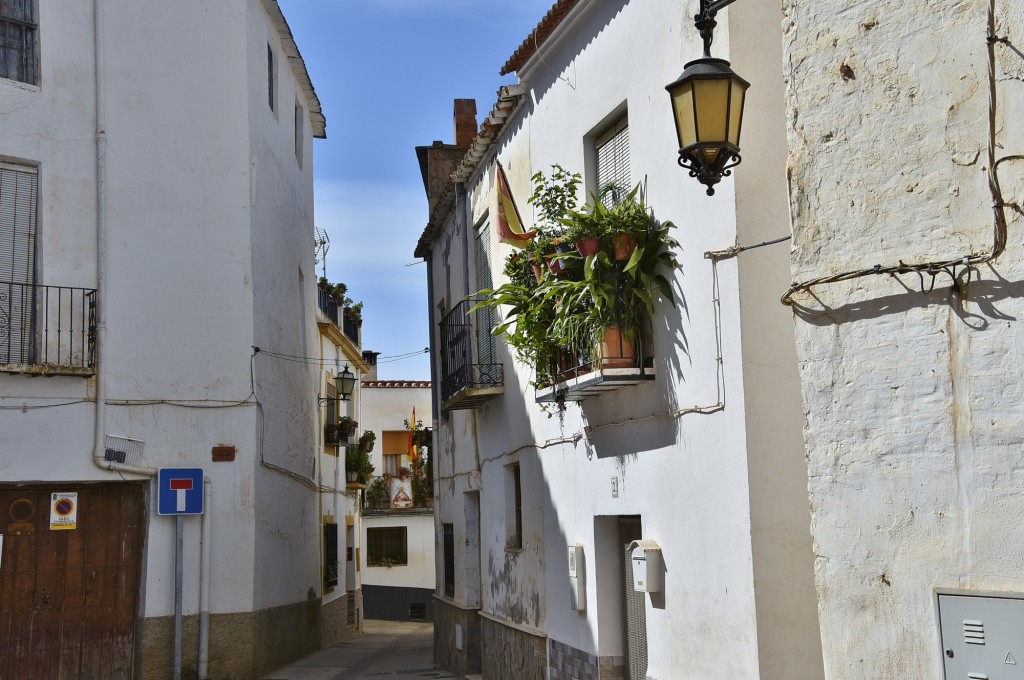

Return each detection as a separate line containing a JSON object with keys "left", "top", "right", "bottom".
{"left": 433, "top": 598, "right": 482, "bottom": 677}
{"left": 548, "top": 638, "right": 624, "bottom": 680}
{"left": 480, "top": 616, "right": 547, "bottom": 680}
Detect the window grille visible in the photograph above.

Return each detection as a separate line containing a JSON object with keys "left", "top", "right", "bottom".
{"left": 443, "top": 523, "right": 455, "bottom": 597}
{"left": 473, "top": 217, "right": 497, "bottom": 368}
{"left": 0, "top": 0, "right": 37, "bottom": 85}
{"left": 324, "top": 522, "right": 339, "bottom": 588}
{"left": 366, "top": 526, "right": 407, "bottom": 567}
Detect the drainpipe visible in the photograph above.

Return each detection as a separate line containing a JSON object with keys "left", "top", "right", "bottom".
{"left": 198, "top": 477, "right": 212, "bottom": 679}
{"left": 89, "top": 0, "right": 154, "bottom": 477}
{"left": 90, "top": 0, "right": 109, "bottom": 472}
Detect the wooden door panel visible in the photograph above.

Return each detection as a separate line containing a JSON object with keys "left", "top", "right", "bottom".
{"left": 0, "top": 484, "right": 144, "bottom": 680}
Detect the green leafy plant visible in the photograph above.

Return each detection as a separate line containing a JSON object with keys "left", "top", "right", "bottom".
{"left": 358, "top": 429, "right": 375, "bottom": 452}
{"left": 473, "top": 178, "right": 678, "bottom": 385}
{"left": 365, "top": 476, "right": 388, "bottom": 507}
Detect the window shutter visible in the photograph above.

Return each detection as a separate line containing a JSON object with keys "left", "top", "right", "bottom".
{"left": 0, "top": 164, "right": 37, "bottom": 286}
{"left": 595, "top": 119, "right": 631, "bottom": 205}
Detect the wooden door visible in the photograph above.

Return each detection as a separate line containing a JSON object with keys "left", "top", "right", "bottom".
{"left": 0, "top": 483, "right": 145, "bottom": 680}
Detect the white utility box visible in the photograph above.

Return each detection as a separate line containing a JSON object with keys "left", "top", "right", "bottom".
{"left": 630, "top": 539, "right": 662, "bottom": 593}
{"left": 568, "top": 544, "right": 586, "bottom": 611}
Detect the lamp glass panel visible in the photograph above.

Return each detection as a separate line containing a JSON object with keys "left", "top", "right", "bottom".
{"left": 728, "top": 79, "right": 746, "bottom": 146}
{"left": 671, "top": 82, "right": 697, "bottom": 148}
{"left": 693, "top": 78, "right": 730, "bottom": 143}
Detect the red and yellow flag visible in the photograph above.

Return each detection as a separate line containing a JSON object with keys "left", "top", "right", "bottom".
{"left": 495, "top": 160, "right": 536, "bottom": 247}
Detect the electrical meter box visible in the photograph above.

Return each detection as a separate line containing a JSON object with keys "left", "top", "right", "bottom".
{"left": 630, "top": 540, "right": 662, "bottom": 593}
{"left": 568, "top": 544, "right": 585, "bottom": 611}
{"left": 938, "top": 592, "right": 1024, "bottom": 680}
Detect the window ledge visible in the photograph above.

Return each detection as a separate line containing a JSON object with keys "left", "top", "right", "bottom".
{"left": 2, "top": 363, "right": 95, "bottom": 378}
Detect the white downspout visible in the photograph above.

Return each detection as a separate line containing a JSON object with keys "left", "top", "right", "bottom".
{"left": 89, "top": 0, "right": 154, "bottom": 477}
{"left": 198, "top": 477, "right": 212, "bottom": 679}
{"left": 90, "top": 0, "right": 108, "bottom": 471}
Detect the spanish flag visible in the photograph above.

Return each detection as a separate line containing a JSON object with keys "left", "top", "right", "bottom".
{"left": 495, "top": 160, "right": 536, "bottom": 247}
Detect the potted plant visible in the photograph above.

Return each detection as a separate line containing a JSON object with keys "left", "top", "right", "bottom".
{"left": 338, "top": 416, "right": 358, "bottom": 438}
{"left": 324, "top": 422, "right": 342, "bottom": 446}
{"left": 344, "top": 444, "right": 360, "bottom": 483}
{"left": 396, "top": 465, "right": 411, "bottom": 480}
{"left": 358, "top": 429, "right": 376, "bottom": 453}
{"left": 358, "top": 450, "right": 375, "bottom": 484}
{"left": 365, "top": 477, "right": 388, "bottom": 508}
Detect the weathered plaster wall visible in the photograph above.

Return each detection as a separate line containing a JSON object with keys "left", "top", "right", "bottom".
{"left": 784, "top": 0, "right": 1024, "bottom": 676}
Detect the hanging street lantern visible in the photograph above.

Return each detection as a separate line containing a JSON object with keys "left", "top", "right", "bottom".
{"left": 337, "top": 365, "right": 356, "bottom": 401}
{"left": 666, "top": 0, "right": 749, "bottom": 196}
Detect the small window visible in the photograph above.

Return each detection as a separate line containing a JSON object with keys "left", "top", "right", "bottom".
{"left": 594, "top": 116, "right": 630, "bottom": 205}
{"left": 294, "top": 100, "right": 304, "bottom": 165}
{"left": 0, "top": 0, "right": 38, "bottom": 85}
{"left": 442, "top": 523, "right": 455, "bottom": 597}
{"left": 323, "top": 522, "right": 338, "bottom": 588}
{"left": 505, "top": 463, "right": 522, "bottom": 550}
{"left": 267, "top": 44, "right": 275, "bottom": 112}
{"left": 367, "top": 526, "right": 407, "bottom": 567}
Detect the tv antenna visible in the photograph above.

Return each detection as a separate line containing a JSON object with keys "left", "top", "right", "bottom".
{"left": 314, "top": 227, "right": 330, "bottom": 279}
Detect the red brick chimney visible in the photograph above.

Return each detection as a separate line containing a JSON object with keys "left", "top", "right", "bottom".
{"left": 454, "top": 99, "right": 477, "bottom": 148}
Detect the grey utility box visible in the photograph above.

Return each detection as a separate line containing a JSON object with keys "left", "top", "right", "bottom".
{"left": 938, "top": 592, "right": 1024, "bottom": 679}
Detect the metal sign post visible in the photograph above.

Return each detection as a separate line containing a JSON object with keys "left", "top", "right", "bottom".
{"left": 158, "top": 468, "right": 204, "bottom": 680}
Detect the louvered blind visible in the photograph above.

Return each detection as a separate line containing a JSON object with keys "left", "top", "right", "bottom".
{"left": 474, "top": 217, "right": 496, "bottom": 367}
{"left": 596, "top": 118, "right": 631, "bottom": 206}
{"left": 0, "top": 163, "right": 36, "bottom": 286}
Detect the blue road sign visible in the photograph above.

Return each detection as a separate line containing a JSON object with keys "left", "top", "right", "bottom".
{"left": 158, "top": 468, "right": 204, "bottom": 515}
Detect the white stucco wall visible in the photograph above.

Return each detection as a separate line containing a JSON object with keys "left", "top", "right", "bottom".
{"left": 361, "top": 513, "right": 436, "bottom": 590}
{"left": 0, "top": 0, "right": 323, "bottom": 624}
{"left": 427, "top": 1, "right": 820, "bottom": 677}
{"left": 784, "top": 0, "right": 1023, "bottom": 676}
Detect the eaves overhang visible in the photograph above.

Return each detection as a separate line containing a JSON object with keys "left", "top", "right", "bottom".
{"left": 500, "top": 0, "right": 585, "bottom": 77}
{"left": 263, "top": 0, "right": 327, "bottom": 138}
{"left": 412, "top": 85, "right": 528, "bottom": 259}
{"left": 318, "top": 321, "right": 370, "bottom": 372}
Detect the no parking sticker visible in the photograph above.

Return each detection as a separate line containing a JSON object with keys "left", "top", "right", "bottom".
{"left": 49, "top": 493, "right": 78, "bottom": 530}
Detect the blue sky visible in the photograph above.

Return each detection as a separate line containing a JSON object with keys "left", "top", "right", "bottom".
{"left": 277, "top": 0, "right": 557, "bottom": 380}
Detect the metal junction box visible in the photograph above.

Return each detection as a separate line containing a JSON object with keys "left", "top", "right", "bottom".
{"left": 939, "top": 592, "right": 1024, "bottom": 679}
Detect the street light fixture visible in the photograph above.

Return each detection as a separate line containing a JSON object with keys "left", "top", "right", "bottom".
{"left": 336, "top": 365, "right": 356, "bottom": 401}
{"left": 666, "top": 0, "right": 749, "bottom": 196}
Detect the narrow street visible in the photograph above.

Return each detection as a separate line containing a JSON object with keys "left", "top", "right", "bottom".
{"left": 261, "top": 620, "right": 453, "bottom": 680}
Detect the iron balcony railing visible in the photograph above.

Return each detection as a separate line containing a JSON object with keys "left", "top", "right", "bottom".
{"left": 317, "top": 288, "right": 360, "bottom": 347}
{"left": 439, "top": 298, "right": 503, "bottom": 403}
{"left": 317, "top": 287, "right": 339, "bottom": 325}
{"left": 0, "top": 281, "right": 97, "bottom": 373}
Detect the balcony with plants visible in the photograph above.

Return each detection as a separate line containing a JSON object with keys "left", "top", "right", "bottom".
{"left": 0, "top": 281, "right": 97, "bottom": 376}
{"left": 317, "top": 277, "right": 362, "bottom": 348}
{"left": 472, "top": 166, "right": 679, "bottom": 404}
{"left": 362, "top": 437, "right": 433, "bottom": 514}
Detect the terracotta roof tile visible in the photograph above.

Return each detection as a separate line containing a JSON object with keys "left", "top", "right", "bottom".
{"left": 362, "top": 380, "right": 431, "bottom": 389}
{"left": 500, "top": 0, "right": 582, "bottom": 76}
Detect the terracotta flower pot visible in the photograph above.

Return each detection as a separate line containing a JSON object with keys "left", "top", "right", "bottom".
{"left": 599, "top": 326, "right": 636, "bottom": 368}
{"left": 612, "top": 234, "right": 637, "bottom": 261}
{"left": 575, "top": 237, "right": 600, "bottom": 257}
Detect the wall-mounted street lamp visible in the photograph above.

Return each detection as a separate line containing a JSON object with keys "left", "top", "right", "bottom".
{"left": 666, "top": 0, "right": 749, "bottom": 196}
{"left": 318, "top": 365, "right": 357, "bottom": 405}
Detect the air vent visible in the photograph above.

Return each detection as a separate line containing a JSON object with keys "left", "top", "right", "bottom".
{"left": 409, "top": 602, "right": 426, "bottom": 621}
{"left": 104, "top": 435, "right": 145, "bottom": 468}
{"left": 963, "top": 619, "right": 985, "bottom": 645}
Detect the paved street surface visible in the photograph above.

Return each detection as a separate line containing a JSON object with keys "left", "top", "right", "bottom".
{"left": 261, "top": 620, "right": 454, "bottom": 680}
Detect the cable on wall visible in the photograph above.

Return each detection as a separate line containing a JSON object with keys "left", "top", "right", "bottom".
{"left": 781, "top": 8, "right": 1020, "bottom": 307}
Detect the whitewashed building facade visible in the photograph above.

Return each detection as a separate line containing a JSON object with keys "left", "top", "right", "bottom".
{"left": 783, "top": 0, "right": 1024, "bottom": 678}
{"left": 0, "top": 1, "right": 330, "bottom": 677}
{"left": 415, "top": 1, "right": 824, "bottom": 678}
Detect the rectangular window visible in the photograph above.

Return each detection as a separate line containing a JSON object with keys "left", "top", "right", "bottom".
{"left": 505, "top": 463, "right": 522, "bottom": 550}
{"left": 366, "top": 526, "right": 407, "bottom": 567}
{"left": 382, "top": 453, "right": 402, "bottom": 477}
{"left": 294, "top": 100, "right": 304, "bottom": 165}
{"left": 323, "top": 521, "right": 338, "bottom": 588}
{"left": 594, "top": 116, "right": 630, "bottom": 205}
{"left": 267, "top": 44, "right": 275, "bottom": 112}
{"left": 443, "top": 522, "right": 455, "bottom": 597}
{"left": 0, "top": 0, "right": 37, "bottom": 85}
{"left": 473, "top": 216, "right": 497, "bottom": 367}
{"left": 0, "top": 162, "right": 37, "bottom": 365}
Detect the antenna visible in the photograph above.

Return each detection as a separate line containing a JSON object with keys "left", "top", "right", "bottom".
{"left": 314, "top": 227, "right": 330, "bottom": 279}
